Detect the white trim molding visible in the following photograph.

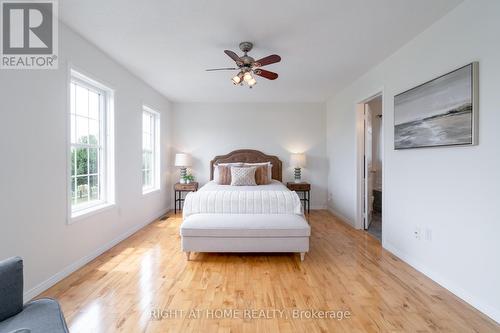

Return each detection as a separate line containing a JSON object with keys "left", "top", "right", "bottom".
{"left": 384, "top": 242, "right": 500, "bottom": 324}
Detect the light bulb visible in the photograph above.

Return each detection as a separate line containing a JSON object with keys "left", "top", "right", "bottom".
{"left": 248, "top": 78, "right": 257, "bottom": 86}
{"left": 243, "top": 72, "right": 253, "bottom": 82}
{"left": 232, "top": 75, "right": 241, "bottom": 84}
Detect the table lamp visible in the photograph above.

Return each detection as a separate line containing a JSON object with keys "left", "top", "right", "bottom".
{"left": 175, "top": 153, "right": 192, "bottom": 184}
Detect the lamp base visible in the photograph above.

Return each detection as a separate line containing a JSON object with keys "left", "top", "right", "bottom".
{"left": 179, "top": 167, "right": 187, "bottom": 184}
{"left": 294, "top": 168, "right": 302, "bottom": 183}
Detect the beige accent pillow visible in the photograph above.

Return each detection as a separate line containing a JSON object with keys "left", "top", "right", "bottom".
{"left": 230, "top": 166, "right": 257, "bottom": 186}
{"left": 240, "top": 164, "right": 270, "bottom": 185}
{"left": 242, "top": 162, "right": 272, "bottom": 181}
{"left": 215, "top": 165, "right": 232, "bottom": 185}
{"left": 214, "top": 163, "right": 243, "bottom": 183}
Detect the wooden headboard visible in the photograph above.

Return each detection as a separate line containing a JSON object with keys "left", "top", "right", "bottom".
{"left": 210, "top": 149, "right": 282, "bottom": 181}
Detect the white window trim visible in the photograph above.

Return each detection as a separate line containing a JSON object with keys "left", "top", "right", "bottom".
{"left": 67, "top": 68, "right": 115, "bottom": 224}
{"left": 142, "top": 105, "right": 161, "bottom": 195}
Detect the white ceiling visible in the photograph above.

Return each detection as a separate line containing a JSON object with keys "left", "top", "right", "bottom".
{"left": 60, "top": 0, "right": 462, "bottom": 103}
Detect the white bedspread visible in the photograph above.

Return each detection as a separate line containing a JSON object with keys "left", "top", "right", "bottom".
{"left": 183, "top": 182, "right": 303, "bottom": 218}
{"left": 199, "top": 180, "right": 288, "bottom": 192}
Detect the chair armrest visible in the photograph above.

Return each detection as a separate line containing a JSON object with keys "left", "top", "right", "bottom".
{"left": 0, "top": 257, "right": 23, "bottom": 321}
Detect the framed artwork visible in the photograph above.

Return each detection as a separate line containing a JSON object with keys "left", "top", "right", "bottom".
{"left": 394, "top": 62, "right": 478, "bottom": 149}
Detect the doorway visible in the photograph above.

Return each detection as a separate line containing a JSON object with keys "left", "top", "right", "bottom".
{"left": 356, "top": 94, "right": 383, "bottom": 241}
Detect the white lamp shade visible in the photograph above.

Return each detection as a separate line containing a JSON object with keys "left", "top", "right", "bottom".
{"left": 175, "top": 153, "right": 192, "bottom": 167}
{"left": 290, "top": 153, "right": 306, "bottom": 168}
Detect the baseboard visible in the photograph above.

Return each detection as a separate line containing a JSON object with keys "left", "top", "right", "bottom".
{"left": 384, "top": 242, "right": 500, "bottom": 324}
{"left": 319, "top": 206, "right": 499, "bottom": 324}
{"left": 327, "top": 206, "right": 356, "bottom": 228}
{"left": 23, "top": 207, "right": 171, "bottom": 303}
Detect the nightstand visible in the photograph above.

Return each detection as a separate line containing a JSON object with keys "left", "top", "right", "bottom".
{"left": 174, "top": 182, "right": 198, "bottom": 214}
{"left": 287, "top": 182, "right": 310, "bottom": 214}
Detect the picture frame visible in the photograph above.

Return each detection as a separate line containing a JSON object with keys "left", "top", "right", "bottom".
{"left": 394, "top": 62, "right": 478, "bottom": 150}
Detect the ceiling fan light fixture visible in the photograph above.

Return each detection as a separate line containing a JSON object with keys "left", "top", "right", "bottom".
{"left": 232, "top": 75, "right": 241, "bottom": 84}
{"left": 248, "top": 78, "right": 257, "bottom": 87}
{"left": 243, "top": 72, "right": 253, "bottom": 82}
{"left": 232, "top": 72, "right": 244, "bottom": 85}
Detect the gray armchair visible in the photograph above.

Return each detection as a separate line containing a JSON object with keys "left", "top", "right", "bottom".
{"left": 0, "top": 257, "right": 69, "bottom": 333}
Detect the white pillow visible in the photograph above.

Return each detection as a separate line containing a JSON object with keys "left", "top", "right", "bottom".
{"left": 230, "top": 166, "right": 257, "bottom": 186}
{"left": 213, "top": 162, "right": 243, "bottom": 182}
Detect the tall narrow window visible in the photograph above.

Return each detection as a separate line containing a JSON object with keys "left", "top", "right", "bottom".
{"left": 69, "top": 70, "right": 114, "bottom": 219}
{"left": 142, "top": 106, "right": 160, "bottom": 193}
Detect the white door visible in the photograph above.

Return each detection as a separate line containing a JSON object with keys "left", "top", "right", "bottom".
{"left": 364, "top": 103, "right": 374, "bottom": 229}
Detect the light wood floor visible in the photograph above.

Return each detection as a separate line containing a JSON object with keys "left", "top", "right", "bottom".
{"left": 41, "top": 210, "right": 499, "bottom": 332}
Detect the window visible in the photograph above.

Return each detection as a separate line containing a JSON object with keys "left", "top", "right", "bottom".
{"left": 69, "top": 70, "right": 114, "bottom": 220}
{"left": 142, "top": 106, "right": 160, "bottom": 193}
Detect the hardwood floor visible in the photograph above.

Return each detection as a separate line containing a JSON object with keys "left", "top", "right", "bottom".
{"left": 40, "top": 210, "right": 499, "bottom": 332}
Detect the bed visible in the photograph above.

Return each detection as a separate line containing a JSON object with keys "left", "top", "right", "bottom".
{"left": 179, "top": 149, "right": 311, "bottom": 261}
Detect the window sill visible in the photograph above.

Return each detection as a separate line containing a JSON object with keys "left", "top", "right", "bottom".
{"left": 69, "top": 202, "right": 116, "bottom": 224}
{"left": 142, "top": 187, "right": 160, "bottom": 196}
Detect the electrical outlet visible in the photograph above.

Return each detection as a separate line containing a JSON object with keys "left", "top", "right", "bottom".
{"left": 425, "top": 228, "right": 432, "bottom": 241}
{"left": 414, "top": 226, "right": 421, "bottom": 240}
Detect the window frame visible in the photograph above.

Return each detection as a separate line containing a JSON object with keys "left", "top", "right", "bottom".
{"left": 68, "top": 68, "right": 115, "bottom": 223}
{"left": 142, "top": 105, "right": 161, "bottom": 194}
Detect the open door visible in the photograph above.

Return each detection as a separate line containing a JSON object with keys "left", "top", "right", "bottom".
{"left": 364, "top": 103, "right": 374, "bottom": 229}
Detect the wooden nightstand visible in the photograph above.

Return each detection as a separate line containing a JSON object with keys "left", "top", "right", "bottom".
{"left": 174, "top": 182, "right": 198, "bottom": 214}
{"left": 287, "top": 182, "right": 311, "bottom": 214}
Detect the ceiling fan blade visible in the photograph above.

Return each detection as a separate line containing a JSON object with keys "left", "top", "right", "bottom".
{"left": 205, "top": 67, "right": 238, "bottom": 71}
{"left": 224, "top": 50, "right": 243, "bottom": 65}
{"left": 254, "top": 54, "right": 281, "bottom": 67}
{"left": 254, "top": 69, "right": 279, "bottom": 80}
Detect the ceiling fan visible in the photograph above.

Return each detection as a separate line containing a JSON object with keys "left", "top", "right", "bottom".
{"left": 206, "top": 42, "right": 281, "bottom": 88}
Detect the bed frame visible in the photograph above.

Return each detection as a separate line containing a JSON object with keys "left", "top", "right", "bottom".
{"left": 180, "top": 149, "right": 309, "bottom": 261}
{"left": 210, "top": 149, "right": 282, "bottom": 181}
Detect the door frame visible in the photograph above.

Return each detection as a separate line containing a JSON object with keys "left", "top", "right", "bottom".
{"left": 355, "top": 89, "right": 384, "bottom": 232}
{"left": 364, "top": 102, "right": 374, "bottom": 230}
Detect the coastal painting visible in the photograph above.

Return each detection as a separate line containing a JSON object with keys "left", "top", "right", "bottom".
{"left": 394, "top": 63, "right": 477, "bottom": 149}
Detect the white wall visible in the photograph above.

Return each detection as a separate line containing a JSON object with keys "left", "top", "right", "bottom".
{"left": 0, "top": 23, "right": 173, "bottom": 300}
{"left": 326, "top": 0, "right": 500, "bottom": 322}
{"left": 172, "top": 103, "right": 327, "bottom": 208}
